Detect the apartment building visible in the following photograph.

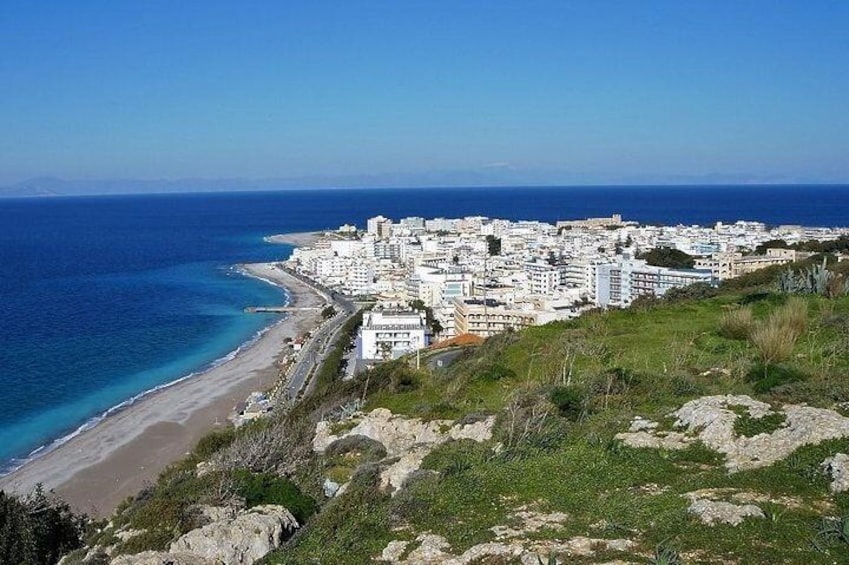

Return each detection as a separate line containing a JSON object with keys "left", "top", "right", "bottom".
{"left": 596, "top": 260, "right": 716, "bottom": 307}
{"left": 453, "top": 297, "right": 540, "bottom": 338}
{"left": 694, "top": 248, "right": 811, "bottom": 280}
{"left": 359, "top": 310, "right": 428, "bottom": 360}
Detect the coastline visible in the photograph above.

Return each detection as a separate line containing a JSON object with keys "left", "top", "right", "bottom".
{"left": 0, "top": 262, "right": 325, "bottom": 517}
{"left": 264, "top": 231, "right": 322, "bottom": 247}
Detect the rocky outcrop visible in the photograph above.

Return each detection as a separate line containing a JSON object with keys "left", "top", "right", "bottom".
{"left": 169, "top": 505, "right": 298, "bottom": 565}
{"left": 111, "top": 552, "right": 213, "bottom": 565}
{"left": 377, "top": 533, "right": 636, "bottom": 564}
{"left": 822, "top": 453, "right": 849, "bottom": 493}
{"left": 314, "top": 408, "right": 496, "bottom": 495}
{"left": 617, "top": 395, "right": 849, "bottom": 472}
{"left": 490, "top": 507, "right": 570, "bottom": 540}
{"left": 110, "top": 505, "right": 298, "bottom": 565}
{"left": 686, "top": 497, "right": 764, "bottom": 526}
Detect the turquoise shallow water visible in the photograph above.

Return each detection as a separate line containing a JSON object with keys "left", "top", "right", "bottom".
{"left": 1, "top": 185, "right": 848, "bottom": 472}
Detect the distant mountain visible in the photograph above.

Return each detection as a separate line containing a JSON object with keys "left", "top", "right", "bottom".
{"left": 0, "top": 170, "right": 839, "bottom": 198}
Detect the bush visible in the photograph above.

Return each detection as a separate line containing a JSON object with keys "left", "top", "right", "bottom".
{"left": 718, "top": 306, "right": 755, "bottom": 340}
{"left": 549, "top": 386, "right": 586, "bottom": 422}
{"left": 749, "top": 299, "right": 807, "bottom": 365}
{"left": 193, "top": 428, "right": 236, "bottom": 460}
{"left": 233, "top": 471, "right": 318, "bottom": 524}
{"left": 477, "top": 363, "right": 517, "bottom": 382}
{"left": 747, "top": 364, "right": 807, "bottom": 393}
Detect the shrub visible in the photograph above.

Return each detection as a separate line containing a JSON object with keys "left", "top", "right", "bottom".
{"left": 774, "top": 296, "right": 808, "bottom": 338}
{"left": 232, "top": 471, "right": 318, "bottom": 524}
{"left": 113, "top": 529, "right": 175, "bottom": 556}
{"left": 749, "top": 300, "right": 807, "bottom": 366}
{"left": 746, "top": 364, "right": 806, "bottom": 393}
{"left": 193, "top": 427, "right": 236, "bottom": 460}
{"left": 549, "top": 386, "right": 586, "bottom": 422}
{"left": 477, "top": 363, "right": 517, "bottom": 382}
{"left": 718, "top": 306, "right": 755, "bottom": 340}
{"left": 733, "top": 411, "right": 787, "bottom": 437}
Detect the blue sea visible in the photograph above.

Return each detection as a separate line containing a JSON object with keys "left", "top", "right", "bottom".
{"left": 0, "top": 184, "right": 848, "bottom": 472}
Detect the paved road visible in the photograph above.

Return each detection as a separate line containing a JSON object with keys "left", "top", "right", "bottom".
{"left": 277, "top": 265, "right": 357, "bottom": 401}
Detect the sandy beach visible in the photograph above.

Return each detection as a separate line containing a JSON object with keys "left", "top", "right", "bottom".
{"left": 0, "top": 262, "right": 325, "bottom": 517}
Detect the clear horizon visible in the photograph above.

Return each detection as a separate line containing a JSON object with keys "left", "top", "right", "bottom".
{"left": 1, "top": 1, "right": 848, "bottom": 187}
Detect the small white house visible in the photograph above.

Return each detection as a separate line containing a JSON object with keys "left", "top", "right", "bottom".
{"left": 360, "top": 310, "right": 427, "bottom": 361}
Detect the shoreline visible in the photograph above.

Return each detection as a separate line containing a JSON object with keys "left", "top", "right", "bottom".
{"left": 264, "top": 230, "right": 322, "bottom": 247}
{"left": 0, "top": 262, "right": 325, "bottom": 517}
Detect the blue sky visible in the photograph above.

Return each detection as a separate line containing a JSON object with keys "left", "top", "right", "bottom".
{"left": 1, "top": 1, "right": 847, "bottom": 186}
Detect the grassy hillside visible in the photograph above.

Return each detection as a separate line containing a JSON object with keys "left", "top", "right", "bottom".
{"left": 271, "top": 289, "right": 849, "bottom": 563}
{"left": 69, "top": 261, "right": 849, "bottom": 564}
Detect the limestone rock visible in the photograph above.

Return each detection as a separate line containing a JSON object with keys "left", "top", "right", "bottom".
{"left": 822, "top": 453, "right": 849, "bottom": 493}
{"left": 490, "top": 507, "right": 569, "bottom": 540}
{"left": 323, "top": 477, "right": 341, "bottom": 497}
{"left": 618, "top": 395, "right": 849, "bottom": 472}
{"left": 110, "top": 551, "right": 213, "bottom": 565}
{"left": 378, "top": 533, "right": 634, "bottom": 564}
{"left": 684, "top": 490, "right": 764, "bottom": 526}
{"left": 169, "top": 504, "right": 298, "bottom": 565}
{"left": 687, "top": 498, "right": 764, "bottom": 526}
{"left": 314, "top": 408, "right": 496, "bottom": 495}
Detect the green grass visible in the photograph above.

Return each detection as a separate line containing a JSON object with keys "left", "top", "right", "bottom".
{"left": 98, "top": 288, "right": 849, "bottom": 563}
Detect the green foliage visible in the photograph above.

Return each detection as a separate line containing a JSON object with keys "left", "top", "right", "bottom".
{"left": 113, "top": 529, "right": 175, "bottom": 556}
{"left": 0, "top": 486, "right": 85, "bottom": 565}
{"left": 650, "top": 542, "right": 682, "bottom": 565}
{"left": 477, "top": 363, "right": 517, "bottom": 382}
{"left": 815, "top": 515, "right": 849, "bottom": 548}
{"left": 192, "top": 427, "right": 236, "bottom": 460}
{"left": 232, "top": 471, "right": 318, "bottom": 524}
{"left": 321, "top": 305, "right": 336, "bottom": 319}
{"left": 637, "top": 247, "right": 695, "bottom": 269}
{"left": 747, "top": 363, "right": 807, "bottom": 393}
{"left": 485, "top": 234, "right": 501, "bottom": 256}
{"left": 549, "top": 385, "right": 586, "bottom": 421}
{"left": 663, "top": 281, "right": 720, "bottom": 302}
{"left": 733, "top": 410, "right": 787, "bottom": 437}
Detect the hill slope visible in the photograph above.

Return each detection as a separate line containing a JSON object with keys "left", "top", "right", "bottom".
{"left": 65, "top": 269, "right": 849, "bottom": 564}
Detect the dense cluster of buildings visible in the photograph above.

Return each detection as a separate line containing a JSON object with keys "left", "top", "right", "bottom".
{"left": 285, "top": 214, "right": 848, "bottom": 358}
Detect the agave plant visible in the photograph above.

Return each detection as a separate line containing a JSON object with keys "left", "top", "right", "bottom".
{"left": 817, "top": 515, "right": 849, "bottom": 545}
{"left": 651, "top": 542, "right": 682, "bottom": 565}
{"left": 798, "top": 257, "right": 834, "bottom": 296}
{"left": 777, "top": 269, "right": 799, "bottom": 294}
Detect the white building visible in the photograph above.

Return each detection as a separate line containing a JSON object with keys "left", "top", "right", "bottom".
{"left": 367, "top": 215, "right": 393, "bottom": 239}
{"left": 596, "top": 259, "right": 716, "bottom": 307}
{"left": 359, "top": 310, "right": 428, "bottom": 360}
{"left": 523, "top": 260, "right": 561, "bottom": 295}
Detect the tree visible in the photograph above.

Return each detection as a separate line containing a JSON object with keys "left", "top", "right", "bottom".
{"left": 753, "top": 239, "right": 790, "bottom": 255}
{"left": 409, "top": 300, "right": 442, "bottom": 337}
{"left": 637, "top": 247, "right": 695, "bottom": 269}
{"left": 485, "top": 235, "right": 501, "bottom": 256}
{"left": 0, "top": 486, "right": 85, "bottom": 565}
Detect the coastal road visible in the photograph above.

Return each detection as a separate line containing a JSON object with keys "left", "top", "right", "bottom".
{"left": 275, "top": 264, "right": 357, "bottom": 401}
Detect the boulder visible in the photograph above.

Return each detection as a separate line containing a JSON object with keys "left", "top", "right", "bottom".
{"left": 168, "top": 504, "right": 298, "bottom": 565}
{"left": 822, "top": 453, "right": 849, "bottom": 493}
